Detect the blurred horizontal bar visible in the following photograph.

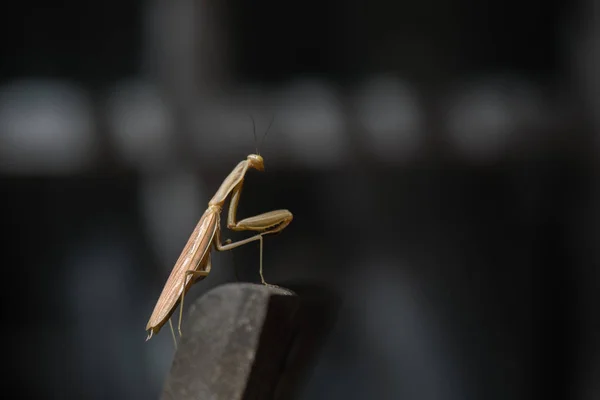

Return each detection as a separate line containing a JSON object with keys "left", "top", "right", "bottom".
{"left": 0, "top": 74, "right": 573, "bottom": 175}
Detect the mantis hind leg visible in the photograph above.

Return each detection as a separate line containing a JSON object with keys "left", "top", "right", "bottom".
{"left": 258, "top": 234, "right": 283, "bottom": 289}
{"left": 168, "top": 319, "right": 178, "bottom": 349}
{"left": 258, "top": 235, "right": 278, "bottom": 287}
{"left": 178, "top": 260, "right": 211, "bottom": 337}
{"left": 223, "top": 238, "right": 241, "bottom": 282}
{"left": 217, "top": 231, "right": 277, "bottom": 287}
{"left": 257, "top": 235, "right": 268, "bottom": 286}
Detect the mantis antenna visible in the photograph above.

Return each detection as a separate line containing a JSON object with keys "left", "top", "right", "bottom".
{"left": 249, "top": 114, "right": 258, "bottom": 155}
{"left": 248, "top": 114, "right": 275, "bottom": 155}
{"left": 260, "top": 114, "right": 275, "bottom": 151}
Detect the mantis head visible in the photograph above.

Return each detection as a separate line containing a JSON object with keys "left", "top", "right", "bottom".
{"left": 247, "top": 154, "right": 264, "bottom": 171}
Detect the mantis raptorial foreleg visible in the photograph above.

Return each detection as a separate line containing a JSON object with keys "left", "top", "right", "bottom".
{"left": 224, "top": 181, "right": 292, "bottom": 285}
{"left": 227, "top": 182, "right": 293, "bottom": 234}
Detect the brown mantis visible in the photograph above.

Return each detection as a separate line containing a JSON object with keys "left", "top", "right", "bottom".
{"left": 145, "top": 152, "right": 293, "bottom": 342}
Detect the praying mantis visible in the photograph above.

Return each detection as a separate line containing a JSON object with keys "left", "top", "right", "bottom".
{"left": 145, "top": 152, "right": 293, "bottom": 342}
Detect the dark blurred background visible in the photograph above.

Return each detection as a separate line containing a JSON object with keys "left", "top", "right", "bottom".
{"left": 2, "top": 0, "right": 600, "bottom": 399}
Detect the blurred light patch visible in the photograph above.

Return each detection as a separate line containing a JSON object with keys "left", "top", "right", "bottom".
{"left": 274, "top": 79, "right": 348, "bottom": 169}
{"left": 444, "top": 76, "right": 542, "bottom": 162}
{"left": 0, "top": 80, "right": 96, "bottom": 174}
{"left": 356, "top": 75, "right": 422, "bottom": 162}
{"left": 106, "top": 80, "right": 175, "bottom": 172}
